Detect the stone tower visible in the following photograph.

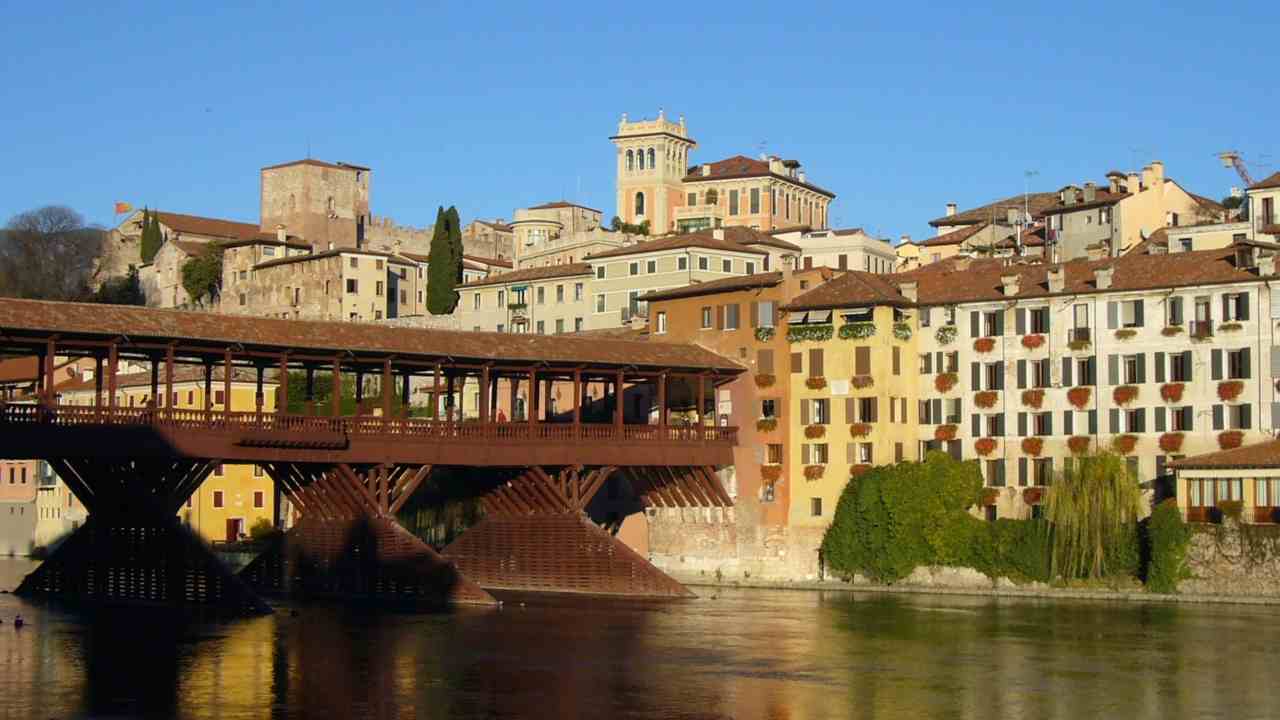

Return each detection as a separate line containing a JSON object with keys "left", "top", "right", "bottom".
{"left": 260, "top": 160, "right": 371, "bottom": 250}
{"left": 610, "top": 110, "right": 696, "bottom": 234}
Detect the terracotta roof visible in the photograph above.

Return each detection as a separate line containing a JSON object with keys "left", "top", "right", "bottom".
{"left": 460, "top": 263, "right": 592, "bottom": 288}
{"left": 994, "top": 224, "right": 1046, "bottom": 249}
{"left": 639, "top": 267, "right": 837, "bottom": 303}
{"left": 785, "top": 271, "right": 914, "bottom": 311}
{"left": 526, "top": 201, "right": 603, "bottom": 214}
{"left": 153, "top": 212, "right": 261, "bottom": 241}
{"left": 1124, "top": 228, "right": 1168, "bottom": 256}
{"left": 584, "top": 231, "right": 768, "bottom": 261}
{"left": 1249, "top": 171, "right": 1280, "bottom": 191}
{"left": 682, "top": 155, "right": 835, "bottom": 198}
{"left": 1169, "top": 439, "right": 1280, "bottom": 470}
{"left": 470, "top": 219, "right": 514, "bottom": 233}
{"left": 716, "top": 226, "right": 802, "bottom": 252}
{"left": 920, "top": 223, "right": 988, "bottom": 248}
{"left": 1038, "top": 188, "right": 1131, "bottom": 216}
{"left": 168, "top": 239, "right": 209, "bottom": 258}
{"left": 57, "top": 366, "right": 265, "bottom": 395}
{"left": 928, "top": 192, "right": 1059, "bottom": 228}
{"left": 0, "top": 298, "right": 743, "bottom": 373}
{"left": 219, "top": 235, "right": 310, "bottom": 250}
{"left": 261, "top": 159, "right": 369, "bottom": 172}
{"left": 1188, "top": 191, "right": 1227, "bottom": 217}
{"left": 463, "top": 254, "right": 513, "bottom": 268}
{"left": 253, "top": 248, "right": 414, "bottom": 271}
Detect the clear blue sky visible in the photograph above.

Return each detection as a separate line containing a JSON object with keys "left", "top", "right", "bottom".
{"left": 2, "top": 1, "right": 1276, "bottom": 241}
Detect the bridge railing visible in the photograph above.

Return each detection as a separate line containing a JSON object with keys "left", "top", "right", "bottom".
{"left": 0, "top": 403, "right": 737, "bottom": 446}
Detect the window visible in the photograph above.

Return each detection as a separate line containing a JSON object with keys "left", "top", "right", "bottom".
{"left": 626, "top": 149, "right": 634, "bottom": 171}
{"left": 634, "top": 192, "right": 645, "bottom": 216}
{"left": 1167, "top": 296, "right": 1184, "bottom": 326}
{"left": 810, "top": 498, "right": 823, "bottom": 517}
{"left": 746, "top": 262, "right": 755, "bottom": 275}
{"left": 646, "top": 260, "right": 656, "bottom": 274}
{"left": 678, "top": 256, "right": 688, "bottom": 270}
{"left": 983, "top": 362, "right": 1003, "bottom": 391}
{"left": 655, "top": 311, "right": 667, "bottom": 334}
{"left": 857, "top": 443, "right": 872, "bottom": 464}
{"left": 473, "top": 293, "right": 481, "bottom": 310}
{"left": 813, "top": 399, "right": 830, "bottom": 424}
{"left": 596, "top": 294, "right": 606, "bottom": 313}
{"left": 767, "top": 443, "right": 783, "bottom": 464}
{"left": 761, "top": 399, "right": 777, "bottom": 419}
{"left": 536, "top": 320, "right": 545, "bottom": 334}
{"left": 986, "top": 414, "right": 1006, "bottom": 436}
{"left": 725, "top": 304, "right": 740, "bottom": 330}
{"left": 1228, "top": 404, "right": 1251, "bottom": 429}
{"left": 750, "top": 188, "right": 760, "bottom": 214}
{"left": 722, "top": 259, "right": 732, "bottom": 273}
{"left": 1123, "top": 354, "right": 1142, "bottom": 384}
{"left": 1222, "top": 292, "right": 1249, "bottom": 322}
{"left": 986, "top": 460, "right": 1006, "bottom": 487}
{"left": 1119, "top": 299, "right": 1144, "bottom": 328}
{"left": 1029, "top": 307, "right": 1049, "bottom": 334}
{"left": 629, "top": 262, "right": 639, "bottom": 276}
{"left": 349, "top": 257, "right": 358, "bottom": 268}
{"left": 556, "top": 285, "right": 564, "bottom": 303}
{"left": 812, "top": 443, "right": 830, "bottom": 464}
{"left": 983, "top": 310, "right": 1003, "bottom": 337}
{"left": 574, "top": 283, "right": 583, "bottom": 301}
{"left": 374, "top": 310, "right": 383, "bottom": 320}
{"left": 238, "top": 293, "right": 246, "bottom": 306}
{"left": 212, "top": 490, "right": 224, "bottom": 508}
{"left": 253, "top": 491, "right": 265, "bottom": 509}
{"left": 1170, "top": 406, "right": 1193, "bottom": 431}
{"left": 698, "top": 256, "right": 709, "bottom": 271}
{"left": 687, "top": 192, "right": 697, "bottom": 205}
{"left": 375, "top": 281, "right": 384, "bottom": 297}
{"left": 498, "top": 290, "right": 506, "bottom": 307}
{"left": 215, "top": 390, "right": 225, "bottom": 405}
{"left": 555, "top": 319, "right": 565, "bottom": 334}
{"left": 346, "top": 279, "right": 358, "bottom": 294}
{"left": 596, "top": 266, "right": 605, "bottom": 279}
{"left": 1228, "top": 348, "right": 1251, "bottom": 379}
{"left": 1033, "top": 458, "right": 1053, "bottom": 486}
{"left": 1033, "top": 412, "right": 1052, "bottom": 436}
{"left": 1031, "top": 358, "right": 1050, "bottom": 388}
{"left": 574, "top": 318, "right": 583, "bottom": 331}
{"left": 497, "top": 324, "right": 505, "bottom": 333}
{"left": 701, "top": 306, "right": 713, "bottom": 329}
{"left": 729, "top": 189, "right": 739, "bottom": 215}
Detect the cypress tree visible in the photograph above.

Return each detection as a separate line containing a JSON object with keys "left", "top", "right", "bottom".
{"left": 139, "top": 207, "right": 162, "bottom": 264}
{"left": 426, "top": 206, "right": 459, "bottom": 314}
{"left": 446, "top": 205, "right": 463, "bottom": 284}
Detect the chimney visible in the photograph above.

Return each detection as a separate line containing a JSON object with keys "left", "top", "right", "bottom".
{"left": 1108, "top": 175, "right": 1121, "bottom": 193}
{"left": 945, "top": 202, "right": 957, "bottom": 217}
{"left": 1062, "top": 186, "right": 1077, "bottom": 205}
{"left": 1150, "top": 160, "right": 1165, "bottom": 184}
{"left": 798, "top": 171, "right": 807, "bottom": 183}
{"left": 712, "top": 228, "right": 725, "bottom": 240}
{"left": 1047, "top": 265, "right": 1065, "bottom": 293}
{"left": 1093, "top": 265, "right": 1114, "bottom": 289}
{"left": 898, "top": 280, "right": 918, "bottom": 303}
{"left": 700, "top": 164, "right": 711, "bottom": 176}
{"left": 1083, "top": 182, "right": 1096, "bottom": 203}
{"left": 276, "top": 224, "right": 286, "bottom": 243}
{"left": 1006, "top": 207, "right": 1020, "bottom": 225}
{"left": 1141, "top": 165, "right": 1156, "bottom": 191}
{"left": 899, "top": 233, "right": 911, "bottom": 246}
{"left": 1000, "top": 273, "right": 1020, "bottom": 296}
{"left": 1127, "top": 172, "right": 1141, "bottom": 192}
{"left": 782, "top": 253, "right": 797, "bottom": 284}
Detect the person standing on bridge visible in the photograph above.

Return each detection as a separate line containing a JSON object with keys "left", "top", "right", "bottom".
{"left": 496, "top": 408, "right": 507, "bottom": 423}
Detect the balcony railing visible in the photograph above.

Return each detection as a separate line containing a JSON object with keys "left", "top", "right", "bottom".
{"left": 1190, "top": 320, "right": 1214, "bottom": 339}
{"left": 1067, "top": 327, "right": 1090, "bottom": 344}
{"left": 0, "top": 403, "right": 737, "bottom": 446}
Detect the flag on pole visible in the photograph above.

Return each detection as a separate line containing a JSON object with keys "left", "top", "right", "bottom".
{"left": 114, "top": 201, "right": 132, "bottom": 214}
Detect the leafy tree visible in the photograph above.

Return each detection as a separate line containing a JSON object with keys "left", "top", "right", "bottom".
{"left": 181, "top": 244, "right": 223, "bottom": 304}
{"left": 1043, "top": 451, "right": 1143, "bottom": 580}
{"left": 1222, "top": 195, "right": 1244, "bottom": 211}
{"left": 0, "top": 205, "right": 104, "bottom": 301}
{"left": 427, "top": 206, "right": 461, "bottom": 314}
{"left": 608, "top": 216, "right": 651, "bottom": 235}
{"left": 283, "top": 370, "right": 432, "bottom": 417}
{"left": 1145, "top": 498, "right": 1191, "bottom": 593}
{"left": 139, "top": 208, "right": 163, "bottom": 264}
{"left": 93, "top": 266, "right": 145, "bottom": 305}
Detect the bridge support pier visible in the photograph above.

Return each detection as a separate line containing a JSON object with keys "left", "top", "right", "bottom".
{"left": 241, "top": 463, "right": 495, "bottom": 607}
{"left": 15, "top": 459, "right": 271, "bottom": 615}
{"left": 442, "top": 466, "right": 724, "bottom": 598}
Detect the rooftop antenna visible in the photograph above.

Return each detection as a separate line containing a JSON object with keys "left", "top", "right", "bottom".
{"left": 757, "top": 140, "right": 768, "bottom": 159}
{"left": 1023, "top": 169, "right": 1040, "bottom": 257}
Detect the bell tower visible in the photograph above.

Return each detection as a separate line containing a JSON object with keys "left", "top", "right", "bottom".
{"left": 610, "top": 110, "right": 696, "bottom": 234}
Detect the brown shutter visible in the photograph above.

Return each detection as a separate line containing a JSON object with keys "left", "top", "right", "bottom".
{"left": 845, "top": 397, "right": 856, "bottom": 422}
{"left": 750, "top": 302, "right": 759, "bottom": 328}
{"left": 790, "top": 352, "right": 802, "bottom": 374}
{"left": 855, "top": 347, "right": 871, "bottom": 375}
{"left": 869, "top": 398, "right": 879, "bottom": 422}
{"left": 846, "top": 443, "right": 857, "bottom": 464}
{"left": 890, "top": 396, "right": 897, "bottom": 422}
{"left": 809, "top": 349, "right": 824, "bottom": 377}
{"left": 892, "top": 347, "right": 901, "bottom": 375}
{"left": 802, "top": 444, "right": 811, "bottom": 464}
{"left": 757, "top": 349, "right": 774, "bottom": 374}
{"left": 716, "top": 305, "right": 725, "bottom": 329}
{"left": 800, "top": 399, "right": 811, "bottom": 425}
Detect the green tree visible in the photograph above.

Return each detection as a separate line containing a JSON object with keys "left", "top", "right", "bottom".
{"left": 93, "top": 266, "right": 146, "bottom": 305}
{"left": 140, "top": 208, "right": 163, "bottom": 264}
{"left": 283, "top": 370, "right": 432, "bottom": 417}
{"left": 180, "top": 244, "right": 223, "bottom": 304}
{"left": 1043, "top": 451, "right": 1143, "bottom": 580}
{"left": 1145, "top": 498, "right": 1192, "bottom": 593}
{"left": 427, "top": 206, "right": 461, "bottom": 314}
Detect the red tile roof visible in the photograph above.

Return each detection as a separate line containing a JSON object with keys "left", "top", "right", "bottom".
{"left": 683, "top": 155, "right": 835, "bottom": 198}
{"left": 460, "top": 263, "right": 592, "bottom": 288}
{"left": 783, "top": 271, "right": 914, "bottom": 311}
{"left": 639, "top": 267, "right": 835, "bottom": 303}
{"left": 919, "top": 223, "right": 988, "bottom": 248}
{"left": 1038, "top": 188, "right": 1131, "bottom": 216}
{"left": 1249, "top": 171, "right": 1280, "bottom": 191}
{"left": 463, "top": 254, "right": 513, "bottom": 268}
{"left": 716, "top": 226, "right": 801, "bottom": 252}
{"left": 154, "top": 212, "right": 262, "bottom": 241}
{"left": 253, "top": 248, "right": 414, "bottom": 271}
{"left": 584, "top": 232, "right": 768, "bottom": 260}
{"left": 928, "top": 192, "right": 1059, "bottom": 228}
{"left": 260, "top": 159, "right": 369, "bottom": 172}
{"left": 526, "top": 201, "right": 603, "bottom": 214}
{"left": 1169, "top": 439, "right": 1280, "bottom": 470}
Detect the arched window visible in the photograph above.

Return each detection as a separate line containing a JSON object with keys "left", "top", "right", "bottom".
{"left": 634, "top": 192, "right": 646, "bottom": 217}
{"left": 647, "top": 147, "right": 656, "bottom": 169}
{"left": 626, "top": 150, "right": 634, "bottom": 171}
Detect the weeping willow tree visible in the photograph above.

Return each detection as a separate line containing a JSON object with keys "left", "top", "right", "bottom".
{"left": 1044, "top": 451, "right": 1143, "bottom": 579}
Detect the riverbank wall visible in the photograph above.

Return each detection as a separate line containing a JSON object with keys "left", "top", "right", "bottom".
{"left": 646, "top": 507, "right": 825, "bottom": 582}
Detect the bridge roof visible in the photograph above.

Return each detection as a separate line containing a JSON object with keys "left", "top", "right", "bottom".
{"left": 0, "top": 298, "right": 742, "bottom": 375}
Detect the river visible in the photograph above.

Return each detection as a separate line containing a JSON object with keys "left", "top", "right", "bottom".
{"left": 0, "top": 557, "right": 1275, "bottom": 719}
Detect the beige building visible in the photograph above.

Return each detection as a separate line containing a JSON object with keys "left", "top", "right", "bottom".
{"left": 461, "top": 219, "right": 515, "bottom": 261}
{"left": 774, "top": 227, "right": 897, "bottom": 273}
{"left": 508, "top": 201, "right": 642, "bottom": 269}
{"left": 458, "top": 263, "right": 593, "bottom": 334}
{"left": 611, "top": 111, "right": 834, "bottom": 234}
{"left": 1145, "top": 171, "right": 1280, "bottom": 255}
{"left": 1042, "top": 162, "right": 1226, "bottom": 261}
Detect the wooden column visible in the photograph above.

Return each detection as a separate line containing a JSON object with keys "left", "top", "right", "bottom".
{"left": 543, "top": 377, "right": 553, "bottom": 420}
{"left": 223, "top": 349, "right": 233, "bottom": 415}
{"left": 43, "top": 338, "right": 56, "bottom": 407}
{"left": 164, "top": 344, "right": 175, "bottom": 417}
{"left": 255, "top": 365, "right": 265, "bottom": 414}
{"left": 203, "top": 363, "right": 213, "bottom": 416}
{"left": 107, "top": 343, "right": 119, "bottom": 411}
{"left": 94, "top": 356, "right": 104, "bottom": 409}
{"left": 434, "top": 363, "right": 443, "bottom": 419}
{"left": 381, "top": 358, "right": 392, "bottom": 423}
{"left": 697, "top": 374, "right": 706, "bottom": 427}
{"left": 401, "top": 373, "right": 410, "bottom": 408}
{"left": 479, "top": 366, "right": 490, "bottom": 422}
{"left": 355, "top": 370, "right": 365, "bottom": 412}
{"left": 445, "top": 371, "right": 454, "bottom": 420}
{"left": 527, "top": 369, "right": 537, "bottom": 426}
{"left": 150, "top": 357, "right": 159, "bottom": 408}
{"left": 278, "top": 354, "right": 289, "bottom": 415}
{"left": 509, "top": 376, "right": 519, "bottom": 421}
{"left": 658, "top": 372, "right": 668, "bottom": 433}
{"left": 614, "top": 369, "right": 624, "bottom": 433}
{"left": 489, "top": 373, "right": 499, "bottom": 419}
{"left": 331, "top": 357, "right": 341, "bottom": 417}
{"left": 573, "top": 368, "right": 581, "bottom": 438}
{"left": 305, "top": 367, "right": 316, "bottom": 412}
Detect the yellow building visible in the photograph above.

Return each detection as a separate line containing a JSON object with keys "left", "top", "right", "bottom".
{"left": 57, "top": 366, "right": 279, "bottom": 543}
{"left": 782, "top": 288, "right": 921, "bottom": 528}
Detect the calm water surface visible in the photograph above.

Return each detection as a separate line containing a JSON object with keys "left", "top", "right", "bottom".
{"left": 0, "top": 557, "right": 1277, "bottom": 719}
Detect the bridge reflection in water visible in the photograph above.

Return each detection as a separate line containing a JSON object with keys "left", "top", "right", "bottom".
{"left": 0, "top": 297, "right": 742, "bottom": 612}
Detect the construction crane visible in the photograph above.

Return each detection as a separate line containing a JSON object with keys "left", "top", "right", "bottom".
{"left": 1219, "top": 151, "right": 1255, "bottom": 187}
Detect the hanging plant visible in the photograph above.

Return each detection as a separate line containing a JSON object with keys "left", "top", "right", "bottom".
{"left": 973, "top": 337, "right": 996, "bottom": 353}
{"left": 1217, "top": 380, "right": 1244, "bottom": 402}
{"left": 754, "top": 326, "right": 775, "bottom": 342}
{"left": 1021, "top": 388, "right": 1045, "bottom": 409}
{"left": 1023, "top": 487, "right": 1045, "bottom": 505}
{"left": 974, "top": 437, "right": 997, "bottom": 456}
{"left": 981, "top": 488, "right": 1000, "bottom": 506}
{"left": 760, "top": 465, "right": 782, "bottom": 482}
{"left": 803, "top": 464, "right": 825, "bottom": 480}
{"left": 1114, "top": 328, "right": 1137, "bottom": 341}
{"left": 850, "top": 375, "right": 874, "bottom": 389}
{"left": 1067, "top": 436, "right": 1091, "bottom": 455}
{"left": 756, "top": 417, "right": 778, "bottom": 432}
{"left": 805, "top": 376, "right": 828, "bottom": 390}
{"left": 1021, "top": 437, "right": 1044, "bottom": 456}
{"left": 1112, "top": 385, "right": 1138, "bottom": 406}
{"left": 1067, "top": 338, "right": 1092, "bottom": 351}
{"left": 892, "top": 322, "right": 913, "bottom": 341}
{"left": 804, "top": 424, "right": 826, "bottom": 439}
{"left": 1020, "top": 334, "right": 1045, "bottom": 350}
{"left": 934, "top": 372, "right": 958, "bottom": 393}
{"left": 1067, "top": 386, "right": 1092, "bottom": 409}
{"left": 1112, "top": 434, "right": 1139, "bottom": 454}
{"left": 849, "top": 464, "right": 872, "bottom": 478}
{"left": 974, "top": 390, "right": 999, "bottom": 408}
{"left": 935, "top": 325, "right": 958, "bottom": 346}
{"left": 1218, "top": 430, "right": 1245, "bottom": 450}
{"left": 754, "top": 373, "right": 776, "bottom": 388}
{"left": 1160, "top": 383, "right": 1184, "bottom": 403}
{"left": 934, "top": 424, "right": 958, "bottom": 442}
{"left": 787, "top": 324, "right": 834, "bottom": 343}
{"left": 1220, "top": 322, "right": 1243, "bottom": 333}
{"left": 1159, "top": 432, "right": 1184, "bottom": 453}
{"left": 1161, "top": 325, "right": 1184, "bottom": 337}
{"left": 838, "top": 321, "right": 876, "bottom": 340}
{"left": 849, "top": 422, "right": 872, "bottom": 438}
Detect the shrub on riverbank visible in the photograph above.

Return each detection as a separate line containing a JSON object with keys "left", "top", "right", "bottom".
{"left": 1146, "top": 498, "right": 1191, "bottom": 593}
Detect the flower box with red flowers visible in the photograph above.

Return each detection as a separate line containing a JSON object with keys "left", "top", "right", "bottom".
{"left": 1021, "top": 437, "right": 1044, "bottom": 456}
{"left": 1160, "top": 383, "right": 1184, "bottom": 403}
{"left": 1217, "top": 380, "right": 1244, "bottom": 402}
{"left": 1068, "top": 436, "right": 1091, "bottom": 455}
{"left": 1112, "top": 385, "right": 1138, "bottom": 406}
{"left": 1021, "top": 389, "right": 1045, "bottom": 409}
{"left": 1020, "top": 334, "right": 1045, "bottom": 350}
{"left": 805, "top": 376, "right": 828, "bottom": 390}
{"left": 973, "top": 337, "right": 996, "bottom": 353}
{"left": 1159, "top": 432, "right": 1184, "bottom": 453}
{"left": 1067, "top": 386, "right": 1092, "bottom": 409}
{"left": 934, "top": 372, "right": 958, "bottom": 393}
{"left": 804, "top": 424, "right": 826, "bottom": 439}
{"left": 1219, "top": 430, "right": 1244, "bottom": 450}
{"left": 1112, "top": 434, "right": 1139, "bottom": 454}
{"left": 974, "top": 438, "right": 997, "bottom": 456}
{"left": 934, "top": 424, "right": 958, "bottom": 442}
{"left": 849, "top": 422, "right": 871, "bottom": 438}
{"left": 974, "top": 391, "right": 999, "bottom": 409}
